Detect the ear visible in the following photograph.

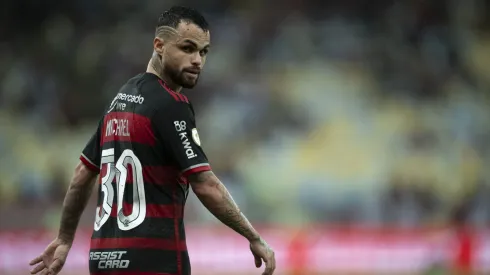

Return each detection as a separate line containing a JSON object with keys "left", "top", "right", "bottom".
{"left": 153, "top": 37, "right": 164, "bottom": 56}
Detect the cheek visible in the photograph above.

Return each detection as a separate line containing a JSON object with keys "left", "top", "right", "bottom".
{"left": 163, "top": 54, "right": 179, "bottom": 69}
{"left": 169, "top": 52, "right": 188, "bottom": 69}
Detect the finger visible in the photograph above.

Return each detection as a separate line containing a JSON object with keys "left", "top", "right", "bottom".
{"left": 29, "top": 255, "right": 44, "bottom": 265}
{"left": 254, "top": 254, "right": 262, "bottom": 268}
{"left": 48, "top": 258, "right": 64, "bottom": 275}
{"left": 30, "top": 263, "right": 46, "bottom": 274}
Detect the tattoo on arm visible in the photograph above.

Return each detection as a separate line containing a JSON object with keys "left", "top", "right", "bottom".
{"left": 215, "top": 184, "right": 260, "bottom": 242}
{"left": 58, "top": 164, "right": 97, "bottom": 244}
{"left": 188, "top": 171, "right": 214, "bottom": 184}
{"left": 190, "top": 172, "right": 260, "bottom": 242}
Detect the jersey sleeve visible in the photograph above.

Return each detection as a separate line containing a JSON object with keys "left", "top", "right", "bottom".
{"left": 79, "top": 120, "right": 102, "bottom": 173}
{"left": 153, "top": 102, "right": 211, "bottom": 177}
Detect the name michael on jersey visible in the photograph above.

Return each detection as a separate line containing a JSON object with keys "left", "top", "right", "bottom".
{"left": 105, "top": 119, "right": 130, "bottom": 137}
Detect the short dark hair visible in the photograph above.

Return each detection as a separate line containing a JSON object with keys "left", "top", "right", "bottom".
{"left": 157, "top": 6, "right": 209, "bottom": 32}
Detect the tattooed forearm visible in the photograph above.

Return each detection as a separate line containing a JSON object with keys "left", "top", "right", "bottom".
{"left": 190, "top": 171, "right": 260, "bottom": 242}
{"left": 213, "top": 185, "right": 260, "bottom": 241}
{"left": 58, "top": 164, "right": 97, "bottom": 245}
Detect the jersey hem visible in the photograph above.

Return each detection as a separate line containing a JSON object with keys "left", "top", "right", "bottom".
{"left": 80, "top": 154, "right": 100, "bottom": 172}
{"left": 181, "top": 164, "right": 211, "bottom": 177}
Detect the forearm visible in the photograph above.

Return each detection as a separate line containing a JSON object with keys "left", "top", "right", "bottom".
{"left": 191, "top": 172, "right": 260, "bottom": 242}
{"left": 57, "top": 163, "right": 97, "bottom": 244}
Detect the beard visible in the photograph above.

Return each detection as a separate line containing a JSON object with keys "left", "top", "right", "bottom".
{"left": 164, "top": 64, "right": 199, "bottom": 89}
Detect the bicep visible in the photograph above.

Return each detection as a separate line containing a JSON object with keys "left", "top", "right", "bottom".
{"left": 188, "top": 170, "right": 219, "bottom": 193}
{"left": 80, "top": 119, "right": 103, "bottom": 172}
{"left": 73, "top": 161, "right": 99, "bottom": 187}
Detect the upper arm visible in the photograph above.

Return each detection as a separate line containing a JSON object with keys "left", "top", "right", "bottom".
{"left": 73, "top": 161, "right": 99, "bottom": 187}
{"left": 153, "top": 101, "right": 211, "bottom": 177}
{"left": 80, "top": 119, "right": 103, "bottom": 173}
{"left": 188, "top": 170, "right": 220, "bottom": 194}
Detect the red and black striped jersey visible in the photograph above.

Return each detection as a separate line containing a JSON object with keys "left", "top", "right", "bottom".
{"left": 79, "top": 73, "right": 210, "bottom": 275}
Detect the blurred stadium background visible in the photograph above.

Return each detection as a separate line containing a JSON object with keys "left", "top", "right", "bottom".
{"left": 2, "top": 0, "right": 490, "bottom": 274}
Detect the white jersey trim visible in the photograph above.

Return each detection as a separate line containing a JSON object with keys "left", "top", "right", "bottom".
{"left": 182, "top": 163, "right": 210, "bottom": 173}
{"left": 81, "top": 153, "right": 98, "bottom": 168}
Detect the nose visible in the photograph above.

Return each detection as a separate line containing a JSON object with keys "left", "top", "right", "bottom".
{"left": 191, "top": 52, "right": 202, "bottom": 67}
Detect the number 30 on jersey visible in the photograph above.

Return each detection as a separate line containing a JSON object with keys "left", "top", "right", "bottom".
{"left": 94, "top": 148, "right": 146, "bottom": 231}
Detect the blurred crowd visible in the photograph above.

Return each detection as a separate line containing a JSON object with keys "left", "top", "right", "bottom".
{"left": 1, "top": 0, "right": 490, "bottom": 230}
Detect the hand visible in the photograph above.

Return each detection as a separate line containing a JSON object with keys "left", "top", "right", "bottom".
{"left": 29, "top": 238, "right": 71, "bottom": 275}
{"left": 250, "top": 238, "right": 276, "bottom": 275}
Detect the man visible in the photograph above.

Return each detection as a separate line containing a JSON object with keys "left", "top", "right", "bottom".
{"left": 29, "top": 6, "right": 276, "bottom": 275}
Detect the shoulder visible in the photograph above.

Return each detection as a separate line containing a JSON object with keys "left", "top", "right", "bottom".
{"left": 135, "top": 76, "right": 193, "bottom": 123}
{"left": 151, "top": 99, "right": 194, "bottom": 125}
{"left": 138, "top": 73, "right": 191, "bottom": 109}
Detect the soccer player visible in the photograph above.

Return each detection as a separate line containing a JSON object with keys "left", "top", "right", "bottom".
{"left": 29, "top": 6, "right": 276, "bottom": 275}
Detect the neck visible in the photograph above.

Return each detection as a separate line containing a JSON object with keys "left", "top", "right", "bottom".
{"left": 146, "top": 55, "right": 182, "bottom": 93}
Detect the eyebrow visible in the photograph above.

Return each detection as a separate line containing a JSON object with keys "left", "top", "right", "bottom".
{"left": 182, "top": 39, "right": 210, "bottom": 49}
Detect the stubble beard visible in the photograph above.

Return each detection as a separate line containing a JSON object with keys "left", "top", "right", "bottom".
{"left": 151, "top": 53, "right": 199, "bottom": 89}
{"left": 164, "top": 63, "right": 199, "bottom": 89}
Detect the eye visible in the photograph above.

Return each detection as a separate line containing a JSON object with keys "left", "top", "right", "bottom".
{"left": 199, "top": 49, "right": 209, "bottom": 56}
{"left": 181, "top": 46, "right": 193, "bottom": 53}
